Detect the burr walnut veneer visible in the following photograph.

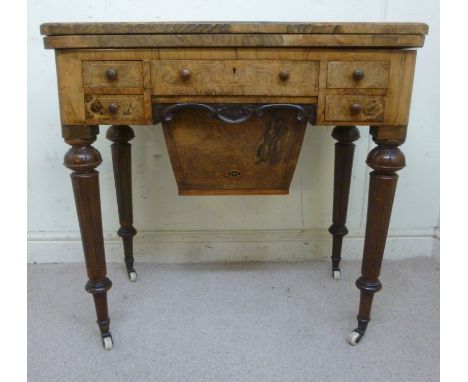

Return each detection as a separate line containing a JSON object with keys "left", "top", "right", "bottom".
{"left": 41, "top": 21, "right": 428, "bottom": 349}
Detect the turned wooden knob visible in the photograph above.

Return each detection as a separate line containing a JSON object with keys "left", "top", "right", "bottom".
{"left": 350, "top": 103, "right": 362, "bottom": 115}
{"left": 90, "top": 102, "right": 101, "bottom": 113}
{"left": 353, "top": 68, "right": 365, "bottom": 81}
{"left": 108, "top": 103, "right": 119, "bottom": 114}
{"left": 105, "top": 68, "right": 118, "bottom": 81}
{"left": 180, "top": 69, "right": 191, "bottom": 81}
{"left": 279, "top": 69, "right": 289, "bottom": 81}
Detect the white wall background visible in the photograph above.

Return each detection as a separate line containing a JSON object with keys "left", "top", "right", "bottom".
{"left": 27, "top": 0, "right": 439, "bottom": 263}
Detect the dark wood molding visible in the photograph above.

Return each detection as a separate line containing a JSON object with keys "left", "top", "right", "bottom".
{"left": 153, "top": 103, "right": 317, "bottom": 125}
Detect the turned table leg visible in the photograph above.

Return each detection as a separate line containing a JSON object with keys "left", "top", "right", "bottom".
{"left": 329, "top": 126, "right": 360, "bottom": 280}
{"left": 106, "top": 125, "right": 138, "bottom": 282}
{"left": 63, "top": 125, "right": 113, "bottom": 350}
{"left": 348, "top": 126, "right": 406, "bottom": 345}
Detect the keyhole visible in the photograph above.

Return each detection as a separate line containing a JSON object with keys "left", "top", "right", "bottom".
{"left": 232, "top": 67, "right": 237, "bottom": 75}
{"left": 228, "top": 170, "right": 241, "bottom": 177}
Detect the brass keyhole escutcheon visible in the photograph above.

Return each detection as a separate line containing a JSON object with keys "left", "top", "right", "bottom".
{"left": 228, "top": 170, "right": 241, "bottom": 177}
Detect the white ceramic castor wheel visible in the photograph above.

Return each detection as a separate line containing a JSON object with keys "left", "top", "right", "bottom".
{"left": 347, "top": 331, "right": 363, "bottom": 346}
{"left": 333, "top": 270, "right": 341, "bottom": 280}
{"left": 102, "top": 336, "right": 113, "bottom": 350}
{"left": 128, "top": 271, "right": 137, "bottom": 282}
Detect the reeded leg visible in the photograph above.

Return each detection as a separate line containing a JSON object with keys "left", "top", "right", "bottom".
{"left": 329, "top": 126, "right": 360, "bottom": 280}
{"left": 106, "top": 125, "right": 138, "bottom": 282}
{"left": 348, "top": 126, "right": 406, "bottom": 345}
{"left": 63, "top": 125, "right": 113, "bottom": 350}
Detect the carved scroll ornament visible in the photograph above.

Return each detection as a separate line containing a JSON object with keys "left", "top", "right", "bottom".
{"left": 152, "top": 103, "right": 317, "bottom": 125}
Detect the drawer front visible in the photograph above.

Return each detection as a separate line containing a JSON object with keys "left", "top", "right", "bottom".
{"left": 327, "top": 61, "right": 389, "bottom": 89}
{"left": 82, "top": 61, "right": 143, "bottom": 88}
{"left": 151, "top": 60, "right": 319, "bottom": 96}
{"left": 85, "top": 95, "right": 145, "bottom": 123}
{"left": 325, "top": 95, "right": 385, "bottom": 122}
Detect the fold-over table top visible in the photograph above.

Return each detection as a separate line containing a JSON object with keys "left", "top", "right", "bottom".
{"left": 40, "top": 22, "right": 429, "bottom": 49}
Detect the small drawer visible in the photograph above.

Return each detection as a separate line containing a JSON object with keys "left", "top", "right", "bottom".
{"left": 327, "top": 61, "right": 389, "bottom": 89}
{"left": 85, "top": 94, "right": 145, "bottom": 123}
{"left": 325, "top": 95, "right": 385, "bottom": 122}
{"left": 151, "top": 60, "right": 319, "bottom": 96}
{"left": 82, "top": 61, "right": 143, "bottom": 88}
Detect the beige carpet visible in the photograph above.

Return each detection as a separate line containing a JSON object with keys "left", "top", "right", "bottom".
{"left": 28, "top": 258, "right": 439, "bottom": 382}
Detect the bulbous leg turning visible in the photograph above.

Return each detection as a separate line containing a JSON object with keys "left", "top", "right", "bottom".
{"left": 63, "top": 125, "right": 113, "bottom": 350}
{"left": 348, "top": 127, "right": 406, "bottom": 345}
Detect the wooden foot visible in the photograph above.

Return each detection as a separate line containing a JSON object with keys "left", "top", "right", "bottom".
{"left": 350, "top": 126, "right": 406, "bottom": 345}
{"left": 328, "top": 126, "right": 360, "bottom": 278}
{"left": 106, "top": 125, "right": 137, "bottom": 280}
{"left": 63, "top": 125, "right": 113, "bottom": 348}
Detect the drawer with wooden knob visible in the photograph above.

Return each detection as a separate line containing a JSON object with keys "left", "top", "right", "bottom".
{"left": 84, "top": 94, "right": 145, "bottom": 123}
{"left": 82, "top": 61, "right": 143, "bottom": 88}
{"left": 151, "top": 60, "right": 319, "bottom": 96}
{"left": 325, "top": 95, "right": 385, "bottom": 122}
{"left": 327, "top": 61, "right": 389, "bottom": 89}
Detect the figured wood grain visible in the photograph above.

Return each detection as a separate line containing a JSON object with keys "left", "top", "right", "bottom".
{"left": 151, "top": 60, "right": 319, "bottom": 96}
{"left": 83, "top": 88, "right": 146, "bottom": 95}
{"left": 157, "top": 48, "right": 412, "bottom": 61}
{"left": 325, "top": 95, "right": 385, "bottom": 122}
{"left": 384, "top": 51, "right": 416, "bottom": 126}
{"left": 54, "top": 49, "right": 418, "bottom": 126}
{"left": 85, "top": 94, "right": 146, "bottom": 124}
{"left": 43, "top": 33, "right": 426, "bottom": 49}
{"left": 327, "top": 61, "right": 389, "bottom": 89}
{"left": 316, "top": 50, "right": 416, "bottom": 126}
{"left": 55, "top": 51, "right": 86, "bottom": 124}
{"left": 82, "top": 60, "right": 143, "bottom": 88}
{"left": 54, "top": 47, "right": 415, "bottom": 62}
{"left": 152, "top": 95, "right": 318, "bottom": 104}
{"left": 162, "top": 107, "right": 307, "bottom": 195}
{"left": 42, "top": 20, "right": 428, "bottom": 348}
{"left": 40, "top": 22, "right": 429, "bottom": 36}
